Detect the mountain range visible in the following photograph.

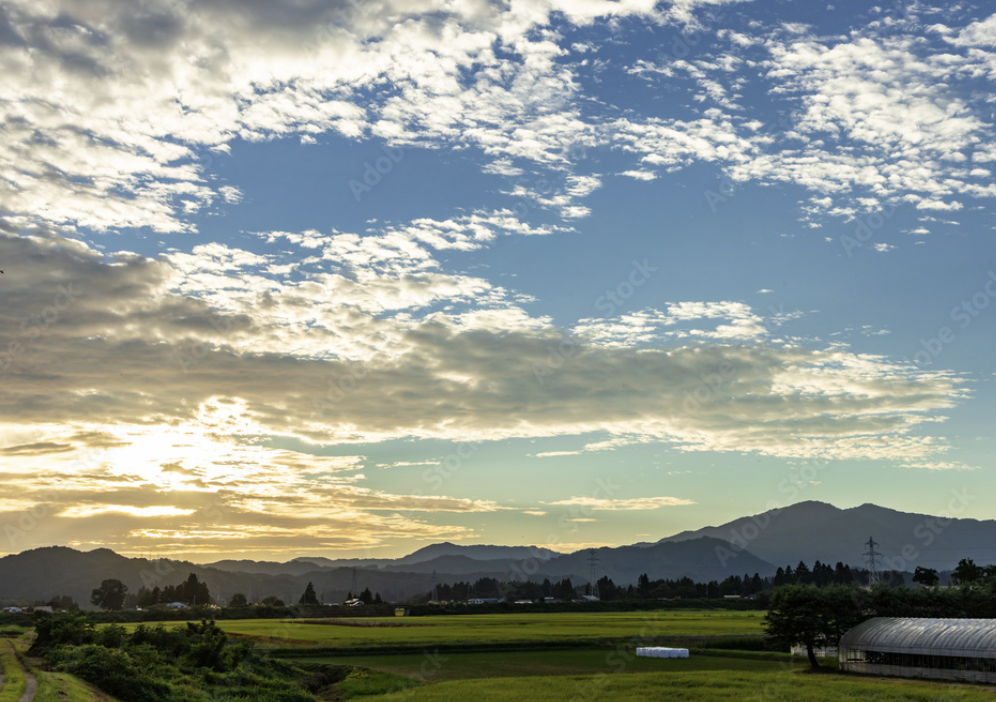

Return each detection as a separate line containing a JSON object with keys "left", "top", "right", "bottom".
{"left": 1, "top": 501, "right": 993, "bottom": 607}
{"left": 660, "top": 500, "right": 996, "bottom": 571}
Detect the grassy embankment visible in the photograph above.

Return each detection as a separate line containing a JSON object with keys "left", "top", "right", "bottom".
{"left": 0, "top": 638, "right": 27, "bottom": 702}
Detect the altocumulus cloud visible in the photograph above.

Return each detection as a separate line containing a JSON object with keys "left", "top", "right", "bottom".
{"left": 0, "top": 0, "right": 989, "bottom": 557}
{"left": 2, "top": 0, "right": 994, "bottom": 237}
{"left": 0, "top": 224, "right": 964, "bottom": 459}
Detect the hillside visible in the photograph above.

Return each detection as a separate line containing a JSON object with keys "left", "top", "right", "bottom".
{"left": 661, "top": 500, "right": 996, "bottom": 571}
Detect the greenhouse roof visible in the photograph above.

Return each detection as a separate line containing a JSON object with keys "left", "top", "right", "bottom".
{"left": 840, "top": 618, "right": 996, "bottom": 658}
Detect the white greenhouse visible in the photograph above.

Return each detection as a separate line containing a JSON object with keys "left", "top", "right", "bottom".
{"left": 839, "top": 618, "right": 996, "bottom": 684}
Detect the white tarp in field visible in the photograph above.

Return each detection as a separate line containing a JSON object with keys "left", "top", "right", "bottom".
{"left": 635, "top": 647, "right": 689, "bottom": 658}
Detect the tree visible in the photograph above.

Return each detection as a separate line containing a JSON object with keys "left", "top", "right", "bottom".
{"left": 359, "top": 587, "right": 373, "bottom": 604}
{"left": 46, "top": 595, "right": 78, "bottom": 611}
{"left": 951, "top": 558, "right": 984, "bottom": 585}
{"left": 90, "top": 579, "right": 129, "bottom": 611}
{"left": 175, "top": 573, "right": 210, "bottom": 605}
{"left": 260, "top": 595, "right": 285, "bottom": 607}
{"left": 764, "top": 584, "right": 864, "bottom": 668}
{"left": 912, "top": 566, "right": 939, "bottom": 588}
{"left": 299, "top": 582, "right": 319, "bottom": 605}
{"left": 228, "top": 593, "right": 249, "bottom": 607}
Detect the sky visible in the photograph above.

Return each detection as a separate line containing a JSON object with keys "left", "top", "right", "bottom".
{"left": 0, "top": 0, "right": 994, "bottom": 563}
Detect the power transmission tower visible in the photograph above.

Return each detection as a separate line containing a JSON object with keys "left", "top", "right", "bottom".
{"left": 863, "top": 536, "right": 881, "bottom": 586}
{"left": 351, "top": 567, "right": 357, "bottom": 597}
{"left": 588, "top": 549, "right": 600, "bottom": 600}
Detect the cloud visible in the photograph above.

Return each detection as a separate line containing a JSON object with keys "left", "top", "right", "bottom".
{"left": 0, "top": 227, "right": 965, "bottom": 465}
{"left": 0, "top": 0, "right": 660, "bottom": 233}
{"left": 0, "top": 217, "right": 968, "bottom": 558}
{"left": 617, "top": 169, "right": 657, "bottom": 181}
{"left": 1, "top": 0, "right": 993, "bottom": 239}
{"left": 0, "top": 2, "right": 989, "bottom": 558}
{"left": 544, "top": 496, "right": 696, "bottom": 510}
{"left": 899, "top": 461, "right": 979, "bottom": 471}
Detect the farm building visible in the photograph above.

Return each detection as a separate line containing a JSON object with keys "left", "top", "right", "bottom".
{"left": 839, "top": 618, "right": 996, "bottom": 684}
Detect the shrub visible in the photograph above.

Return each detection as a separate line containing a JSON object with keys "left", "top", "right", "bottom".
{"left": 50, "top": 644, "right": 172, "bottom": 702}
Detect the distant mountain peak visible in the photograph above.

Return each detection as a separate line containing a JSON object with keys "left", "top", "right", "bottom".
{"left": 658, "top": 500, "right": 996, "bottom": 571}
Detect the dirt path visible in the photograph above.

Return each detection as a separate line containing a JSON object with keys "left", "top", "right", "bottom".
{"left": 16, "top": 663, "right": 36, "bottom": 702}
{"left": 8, "top": 642, "right": 36, "bottom": 702}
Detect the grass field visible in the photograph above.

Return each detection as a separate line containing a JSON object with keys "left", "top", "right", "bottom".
{"left": 89, "top": 611, "right": 996, "bottom": 700}
{"left": 359, "top": 670, "right": 996, "bottom": 701}
{"left": 124, "top": 610, "right": 765, "bottom": 651}
{"left": 292, "top": 648, "right": 802, "bottom": 683}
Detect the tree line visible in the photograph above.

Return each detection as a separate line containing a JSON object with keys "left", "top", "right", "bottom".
{"left": 91, "top": 573, "right": 212, "bottom": 610}
{"left": 766, "top": 558, "right": 996, "bottom": 668}
{"left": 423, "top": 560, "right": 890, "bottom": 604}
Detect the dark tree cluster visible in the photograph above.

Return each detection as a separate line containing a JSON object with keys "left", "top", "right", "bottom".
{"left": 134, "top": 573, "right": 211, "bottom": 608}
{"left": 428, "top": 577, "right": 505, "bottom": 602}
{"left": 772, "top": 561, "right": 855, "bottom": 587}
{"left": 766, "top": 561, "right": 996, "bottom": 669}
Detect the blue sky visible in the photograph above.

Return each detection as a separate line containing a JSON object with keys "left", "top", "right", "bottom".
{"left": 0, "top": 0, "right": 994, "bottom": 562}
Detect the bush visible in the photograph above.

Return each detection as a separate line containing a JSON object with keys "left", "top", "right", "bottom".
{"left": 50, "top": 644, "right": 172, "bottom": 702}
{"left": 31, "top": 612, "right": 95, "bottom": 653}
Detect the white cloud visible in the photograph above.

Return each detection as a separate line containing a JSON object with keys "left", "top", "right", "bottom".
{"left": 0, "top": 227, "right": 965, "bottom": 467}
{"left": 618, "top": 169, "right": 657, "bottom": 181}
{"left": 900, "top": 461, "right": 979, "bottom": 471}
{"left": 544, "top": 496, "right": 696, "bottom": 510}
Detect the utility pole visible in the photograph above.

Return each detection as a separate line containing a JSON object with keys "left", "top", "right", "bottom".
{"left": 588, "top": 549, "right": 600, "bottom": 600}
{"left": 863, "top": 536, "right": 881, "bottom": 586}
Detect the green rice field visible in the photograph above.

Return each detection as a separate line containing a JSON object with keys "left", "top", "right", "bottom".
{"left": 50, "top": 611, "right": 996, "bottom": 700}
{"left": 125, "top": 610, "right": 765, "bottom": 650}
{"left": 361, "top": 669, "right": 996, "bottom": 702}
